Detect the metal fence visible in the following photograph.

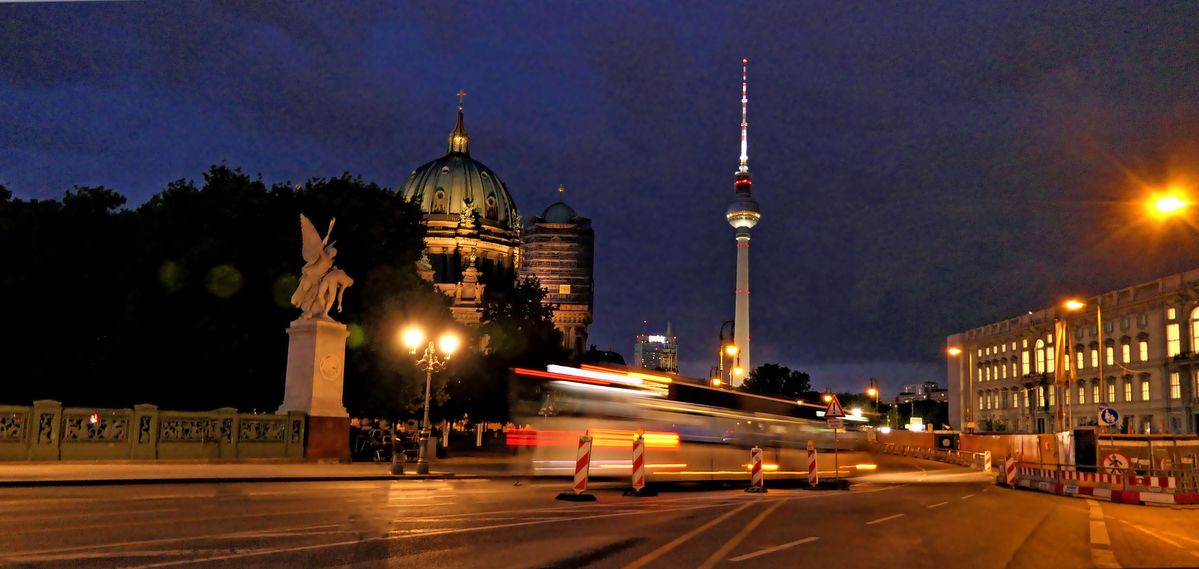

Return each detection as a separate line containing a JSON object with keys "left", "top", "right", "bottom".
{"left": 873, "top": 441, "right": 991, "bottom": 470}
{"left": 0, "top": 400, "right": 306, "bottom": 461}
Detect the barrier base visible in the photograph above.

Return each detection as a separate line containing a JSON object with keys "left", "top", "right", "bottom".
{"left": 556, "top": 492, "right": 597, "bottom": 502}
{"left": 806, "top": 479, "right": 849, "bottom": 491}
{"left": 623, "top": 487, "right": 658, "bottom": 497}
{"left": 745, "top": 486, "right": 768, "bottom": 493}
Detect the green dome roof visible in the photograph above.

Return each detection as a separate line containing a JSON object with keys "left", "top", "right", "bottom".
{"left": 542, "top": 201, "right": 577, "bottom": 223}
{"left": 398, "top": 105, "right": 519, "bottom": 229}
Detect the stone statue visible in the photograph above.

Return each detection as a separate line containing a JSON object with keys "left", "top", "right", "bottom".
{"left": 290, "top": 214, "right": 354, "bottom": 320}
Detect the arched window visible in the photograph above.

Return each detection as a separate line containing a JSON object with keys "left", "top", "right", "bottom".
{"left": 1035, "top": 339, "right": 1046, "bottom": 373}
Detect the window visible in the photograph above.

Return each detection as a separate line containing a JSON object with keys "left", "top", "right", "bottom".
{"left": 1167, "top": 324, "right": 1181, "bottom": 357}
{"left": 1141, "top": 379, "right": 1150, "bottom": 401}
{"left": 1048, "top": 386, "right": 1055, "bottom": 407}
{"left": 1078, "top": 385, "right": 1086, "bottom": 404}
{"left": 1105, "top": 345, "right": 1114, "bottom": 366}
{"left": 1022, "top": 339, "right": 1028, "bottom": 348}
{"left": 1191, "top": 307, "right": 1199, "bottom": 352}
{"left": 1075, "top": 327, "right": 1084, "bottom": 340}
{"left": 1076, "top": 350, "right": 1085, "bottom": 369}
{"left": 1013, "top": 391, "right": 1020, "bottom": 408}
{"left": 979, "top": 396, "right": 985, "bottom": 410}
{"left": 1121, "top": 343, "right": 1131, "bottom": 363}
{"left": 558, "top": 284, "right": 571, "bottom": 295}
{"left": 1012, "top": 362, "right": 1018, "bottom": 377}
{"left": 985, "top": 346, "right": 991, "bottom": 356}
{"left": 1090, "top": 347, "right": 1099, "bottom": 368}
{"left": 1124, "top": 381, "right": 1132, "bottom": 402}
{"left": 1104, "top": 320, "right": 1114, "bottom": 334}
{"left": 1002, "top": 344, "right": 1007, "bottom": 353}
{"left": 1065, "top": 386, "right": 1071, "bottom": 405}
{"left": 1046, "top": 345, "right": 1055, "bottom": 373}
{"left": 1120, "top": 317, "right": 1130, "bottom": 331}
{"left": 1108, "top": 382, "right": 1116, "bottom": 402}
{"left": 1021, "top": 352, "right": 1030, "bottom": 375}
{"left": 1168, "top": 307, "right": 1177, "bottom": 320}
{"left": 1011, "top": 342, "right": 1016, "bottom": 350}
{"left": 1170, "top": 372, "right": 1181, "bottom": 399}
{"left": 1035, "top": 341, "right": 1045, "bottom": 373}
{"left": 1139, "top": 340, "right": 1149, "bottom": 361}
{"left": 1001, "top": 364, "right": 1007, "bottom": 379}
{"left": 1138, "top": 313, "right": 1148, "bottom": 327}
{"left": 985, "top": 366, "right": 991, "bottom": 381}
{"left": 1092, "top": 383, "right": 1100, "bottom": 404}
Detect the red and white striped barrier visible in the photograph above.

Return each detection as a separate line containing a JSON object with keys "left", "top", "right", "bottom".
{"left": 1004, "top": 456, "right": 1017, "bottom": 486}
{"left": 746, "top": 446, "right": 767, "bottom": 493}
{"left": 555, "top": 434, "right": 597, "bottom": 502}
{"left": 624, "top": 434, "right": 657, "bottom": 497}
{"left": 807, "top": 448, "right": 819, "bottom": 487}
{"left": 984, "top": 451, "right": 992, "bottom": 474}
{"left": 1006, "top": 464, "right": 1197, "bottom": 506}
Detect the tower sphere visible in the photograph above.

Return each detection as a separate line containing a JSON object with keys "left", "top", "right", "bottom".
{"left": 726, "top": 197, "right": 760, "bottom": 229}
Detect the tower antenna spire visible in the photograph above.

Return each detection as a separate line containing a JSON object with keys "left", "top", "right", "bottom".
{"left": 739, "top": 58, "right": 749, "bottom": 174}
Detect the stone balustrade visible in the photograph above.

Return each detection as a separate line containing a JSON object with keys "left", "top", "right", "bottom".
{"left": 0, "top": 401, "right": 306, "bottom": 460}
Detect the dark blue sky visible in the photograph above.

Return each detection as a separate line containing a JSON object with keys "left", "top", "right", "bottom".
{"left": 5, "top": 1, "right": 1199, "bottom": 394}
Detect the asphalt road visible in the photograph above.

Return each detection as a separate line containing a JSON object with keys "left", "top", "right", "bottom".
{"left": 1, "top": 456, "right": 1196, "bottom": 569}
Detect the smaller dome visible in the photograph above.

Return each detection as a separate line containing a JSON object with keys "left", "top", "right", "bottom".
{"left": 543, "top": 201, "right": 577, "bottom": 223}
{"left": 726, "top": 197, "right": 761, "bottom": 229}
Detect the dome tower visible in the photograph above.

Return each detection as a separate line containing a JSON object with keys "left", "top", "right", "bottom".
{"left": 398, "top": 91, "right": 522, "bottom": 324}
{"left": 725, "top": 59, "right": 761, "bottom": 386}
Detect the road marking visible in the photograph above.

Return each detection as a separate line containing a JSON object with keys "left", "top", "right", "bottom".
{"left": 699, "top": 500, "right": 788, "bottom": 569}
{"left": 960, "top": 494, "right": 976, "bottom": 500}
{"left": 1086, "top": 499, "right": 1120, "bottom": 569}
{"left": 926, "top": 501, "right": 948, "bottom": 509}
{"left": 1121, "top": 520, "right": 1182, "bottom": 548}
{"left": 729, "top": 536, "right": 819, "bottom": 562}
{"left": 866, "top": 513, "right": 904, "bottom": 525}
{"left": 621, "top": 502, "right": 754, "bottom": 569}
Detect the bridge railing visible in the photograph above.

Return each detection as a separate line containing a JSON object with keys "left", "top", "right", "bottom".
{"left": 873, "top": 441, "right": 990, "bottom": 470}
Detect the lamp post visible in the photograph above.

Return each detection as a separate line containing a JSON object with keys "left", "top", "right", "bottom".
{"left": 401, "top": 326, "right": 460, "bottom": 475}
{"left": 867, "top": 379, "right": 879, "bottom": 415}
{"left": 717, "top": 320, "right": 734, "bottom": 384}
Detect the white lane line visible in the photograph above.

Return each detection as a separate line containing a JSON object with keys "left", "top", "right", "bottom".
{"left": 926, "top": 502, "right": 948, "bottom": 509}
{"left": 1120, "top": 520, "right": 1183, "bottom": 548}
{"left": 0, "top": 523, "right": 343, "bottom": 560}
{"left": 960, "top": 494, "right": 976, "bottom": 500}
{"left": 1086, "top": 499, "right": 1120, "bottom": 569}
{"left": 729, "top": 537, "right": 819, "bottom": 562}
{"left": 865, "top": 513, "right": 905, "bottom": 525}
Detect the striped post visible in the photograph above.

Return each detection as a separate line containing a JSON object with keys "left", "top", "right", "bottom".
{"left": 807, "top": 447, "right": 819, "bottom": 487}
{"left": 556, "top": 434, "right": 597, "bottom": 502}
{"left": 984, "top": 451, "right": 992, "bottom": 474}
{"left": 624, "top": 433, "right": 657, "bottom": 497}
{"left": 746, "top": 446, "right": 767, "bottom": 493}
{"left": 1004, "top": 455, "right": 1017, "bottom": 486}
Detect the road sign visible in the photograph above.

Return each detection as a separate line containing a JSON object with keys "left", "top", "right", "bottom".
{"left": 1098, "top": 406, "right": 1120, "bottom": 427}
{"left": 824, "top": 395, "right": 846, "bottom": 418}
{"left": 827, "top": 417, "right": 845, "bottom": 429}
{"left": 1102, "top": 451, "right": 1130, "bottom": 475}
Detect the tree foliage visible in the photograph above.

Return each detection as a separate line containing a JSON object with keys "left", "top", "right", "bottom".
{"left": 739, "top": 363, "right": 811, "bottom": 399}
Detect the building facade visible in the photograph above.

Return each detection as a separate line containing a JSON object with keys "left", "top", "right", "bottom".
{"left": 398, "top": 96, "right": 521, "bottom": 324}
{"left": 634, "top": 322, "right": 678, "bottom": 373}
{"left": 948, "top": 267, "right": 1199, "bottom": 435}
{"left": 520, "top": 187, "right": 595, "bottom": 355}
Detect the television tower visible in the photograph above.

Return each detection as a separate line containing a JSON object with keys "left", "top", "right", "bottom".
{"left": 725, "top": 58, "right": 761, "bottom": 387}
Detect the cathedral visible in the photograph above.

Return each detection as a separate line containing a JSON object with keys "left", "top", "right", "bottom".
{"left": 398, "top": 95, "right": 593, "bottom": 354}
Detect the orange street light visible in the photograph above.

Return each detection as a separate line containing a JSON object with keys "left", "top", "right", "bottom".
{"left": 867, "top": 387, "right": 878, "bottom": 397}
{"left": 947, "top": 347, "right": 962, "bottom": 356}
{"left": 822, "top": 393, "right": 833, "bottom": 403}
{"left": 1063, "top": 299, "right": 1086, "bottom": 311}
{"left": 1149, "top": 192, "right": 1189, "bottom": 218}
{"left": 724, "top": 344, "right": 739, "bottom": 357}
{"left": 710, "top": 377, "right": 722, "bottom": 387}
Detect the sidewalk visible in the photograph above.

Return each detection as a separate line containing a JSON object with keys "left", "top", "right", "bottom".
{"left": 0, "top": 455, "right": 528, "bottom": 487}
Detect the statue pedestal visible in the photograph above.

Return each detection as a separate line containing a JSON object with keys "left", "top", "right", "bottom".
{"left": 278, "top": 318, "right": 350, "bottom": 461}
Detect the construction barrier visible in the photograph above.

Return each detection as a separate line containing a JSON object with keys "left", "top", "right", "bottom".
{"left": 746, "top": 445, "right": 766, "bottom": 493}
{"left": 1014, "top": 463, "right": 1198, "bottom": 505}
{"left": 807, "top": 448, "right": 819, "bottom": 487}
{"left": 555, "top": 434, "right": 597, "bottom": 502}
{"left": 1004, "top": 455, "right": 1017, "bottom": 486}
{"left": 623, "top": 433, "right": 656, "bottom": 497}
{"left": 984, "top": 451, "right": 992, "bottom": 474}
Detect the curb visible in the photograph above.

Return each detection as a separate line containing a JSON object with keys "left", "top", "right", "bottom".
{"left": 0, "top": 472, "right": 531, "bottom": 488}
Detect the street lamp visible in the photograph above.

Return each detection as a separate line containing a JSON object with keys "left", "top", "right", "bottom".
{"left": 400, "top": 325, "right": 459, "bottom": 475}
{"left": 1148, "top": 190, "right": 1189, "bottom": 219}
{"left": 717, "top": 320, "right": 735, "bottom": 385}
{"left": 866, "top": 379, "right": 880, "bottom": 415}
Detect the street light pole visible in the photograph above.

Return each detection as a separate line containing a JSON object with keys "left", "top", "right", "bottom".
{"left": 401, "top": 327, "right": 459, "bottom": 476}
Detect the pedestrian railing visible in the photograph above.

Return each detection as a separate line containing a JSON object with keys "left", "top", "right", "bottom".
{"left": 873, "top": 441, "right": 990, "bottom": 471}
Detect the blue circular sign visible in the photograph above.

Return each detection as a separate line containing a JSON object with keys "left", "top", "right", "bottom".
{"left": 1098, "top": 407, "right": 1120, "bottom": 427}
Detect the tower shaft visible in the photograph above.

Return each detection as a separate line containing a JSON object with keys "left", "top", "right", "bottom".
{"left": 733, "top": 232, "right": 751, "bottom": 384}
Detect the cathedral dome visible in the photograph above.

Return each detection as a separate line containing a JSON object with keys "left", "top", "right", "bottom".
{"left": 542, "top": 201, "right": 577, "bottom": 223}
{"left": 398, "top": 104, "right": 519, "bottom": 231}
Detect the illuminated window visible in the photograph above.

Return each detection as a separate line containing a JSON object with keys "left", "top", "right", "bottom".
{"left": 558, "top": 284, "right": 571, "bottom": 295}
{"left": 1092, "top": 383, "right": 1100, "bottom": 404}
{"left": 1078, "top": 385, "right": 1086, "bottom": 404}
{"left": 1141, "top": 379, "right": 1150, "bottom": 401}
{"left": 1035, "top": 340, "right": 1045, "bottom": 373}
{"left": 1191, "top": 307, "right": 1199, "bottom": 351}
{"left": 1001, "top": 364, "right": 1007, "bottom": 379}
{"left": 1168, "top": 307, "right": 1177, "bottom": 320}
{"left": 1076, "top": 350, "right": 1085, "bottom": 369}
{"left": 1011, "top": 342, "right": 1017, "bottom": 350}
{"left": 1105, "top": 345, "right": 1114, "bottom": 366}
{"left": 1121, "top": 342, "right": 1131, "bottom": 364}
{"left": 1002, "top": 344, "right": 1007, "bottom": 353}
{"left": 1022, "top": 339, "right": 1028, "bottom": 348}
{"left": 1021, "top": 352, "right": 1030, "bottom": 375}
{"left": 1090, "top": 347, "right": 1099, "bottom": 368}
{"left": 985, "top": 366, "right": 991, "bottom": 381}
{"left": 1048, "top": 386, "right": 1055, "bottom": 407}
{"left": 1170, "top": 372, "right": 1181, "bottom": 399}
{"left": 1167, "top": 324, "right": 1181, "bottom": 357}
{"left": 1124, "top": 381, "right": 1132, "bottom": 402}
{"left": 985, "top": 347, "right": 990, "bottom": 356}
{"left": 1139, "top": 340, "right": 1149, "bottom": 361}
{"left": 1108, "top": 381, "right": 1116, "bottom": 402}
{"left": 1064, "top": 387, "right": 1071, "bottom": 405}
{"left": 1011, "top": 362, "right": 1017, "bottom": 377}
{"left": 979, "top": 395, "right": 985, "bottom": 410}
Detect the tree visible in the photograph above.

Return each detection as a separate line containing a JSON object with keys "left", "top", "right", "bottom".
{"left": 739, "top": 363, "right": 811, "bottom": 399}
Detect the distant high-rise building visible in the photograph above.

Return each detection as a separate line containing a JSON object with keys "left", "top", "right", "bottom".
{"left": 634, "top": 321, "right": 678, "bottom": 373}
{"left": 520, "top": 186, "right": 594, "bottom": 355}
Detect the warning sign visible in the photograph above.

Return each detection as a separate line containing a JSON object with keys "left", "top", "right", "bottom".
{"left": 824, "top": 395, "right": 846, "bottom": 419}
{"left": 1102, "top": 452, "right": 1130, "bottom": 476}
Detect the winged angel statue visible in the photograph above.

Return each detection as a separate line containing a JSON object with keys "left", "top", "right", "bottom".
{"left": 290, "top": 214, "right": 354, "bottom": 320}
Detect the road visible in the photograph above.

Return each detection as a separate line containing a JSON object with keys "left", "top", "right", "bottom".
{"left": 1, "top": 455, "right": 1196, "bottom": 568}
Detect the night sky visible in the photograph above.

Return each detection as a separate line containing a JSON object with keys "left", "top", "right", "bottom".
{"left": 5, "top": 2, "right": 1199, "bottom": 394}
